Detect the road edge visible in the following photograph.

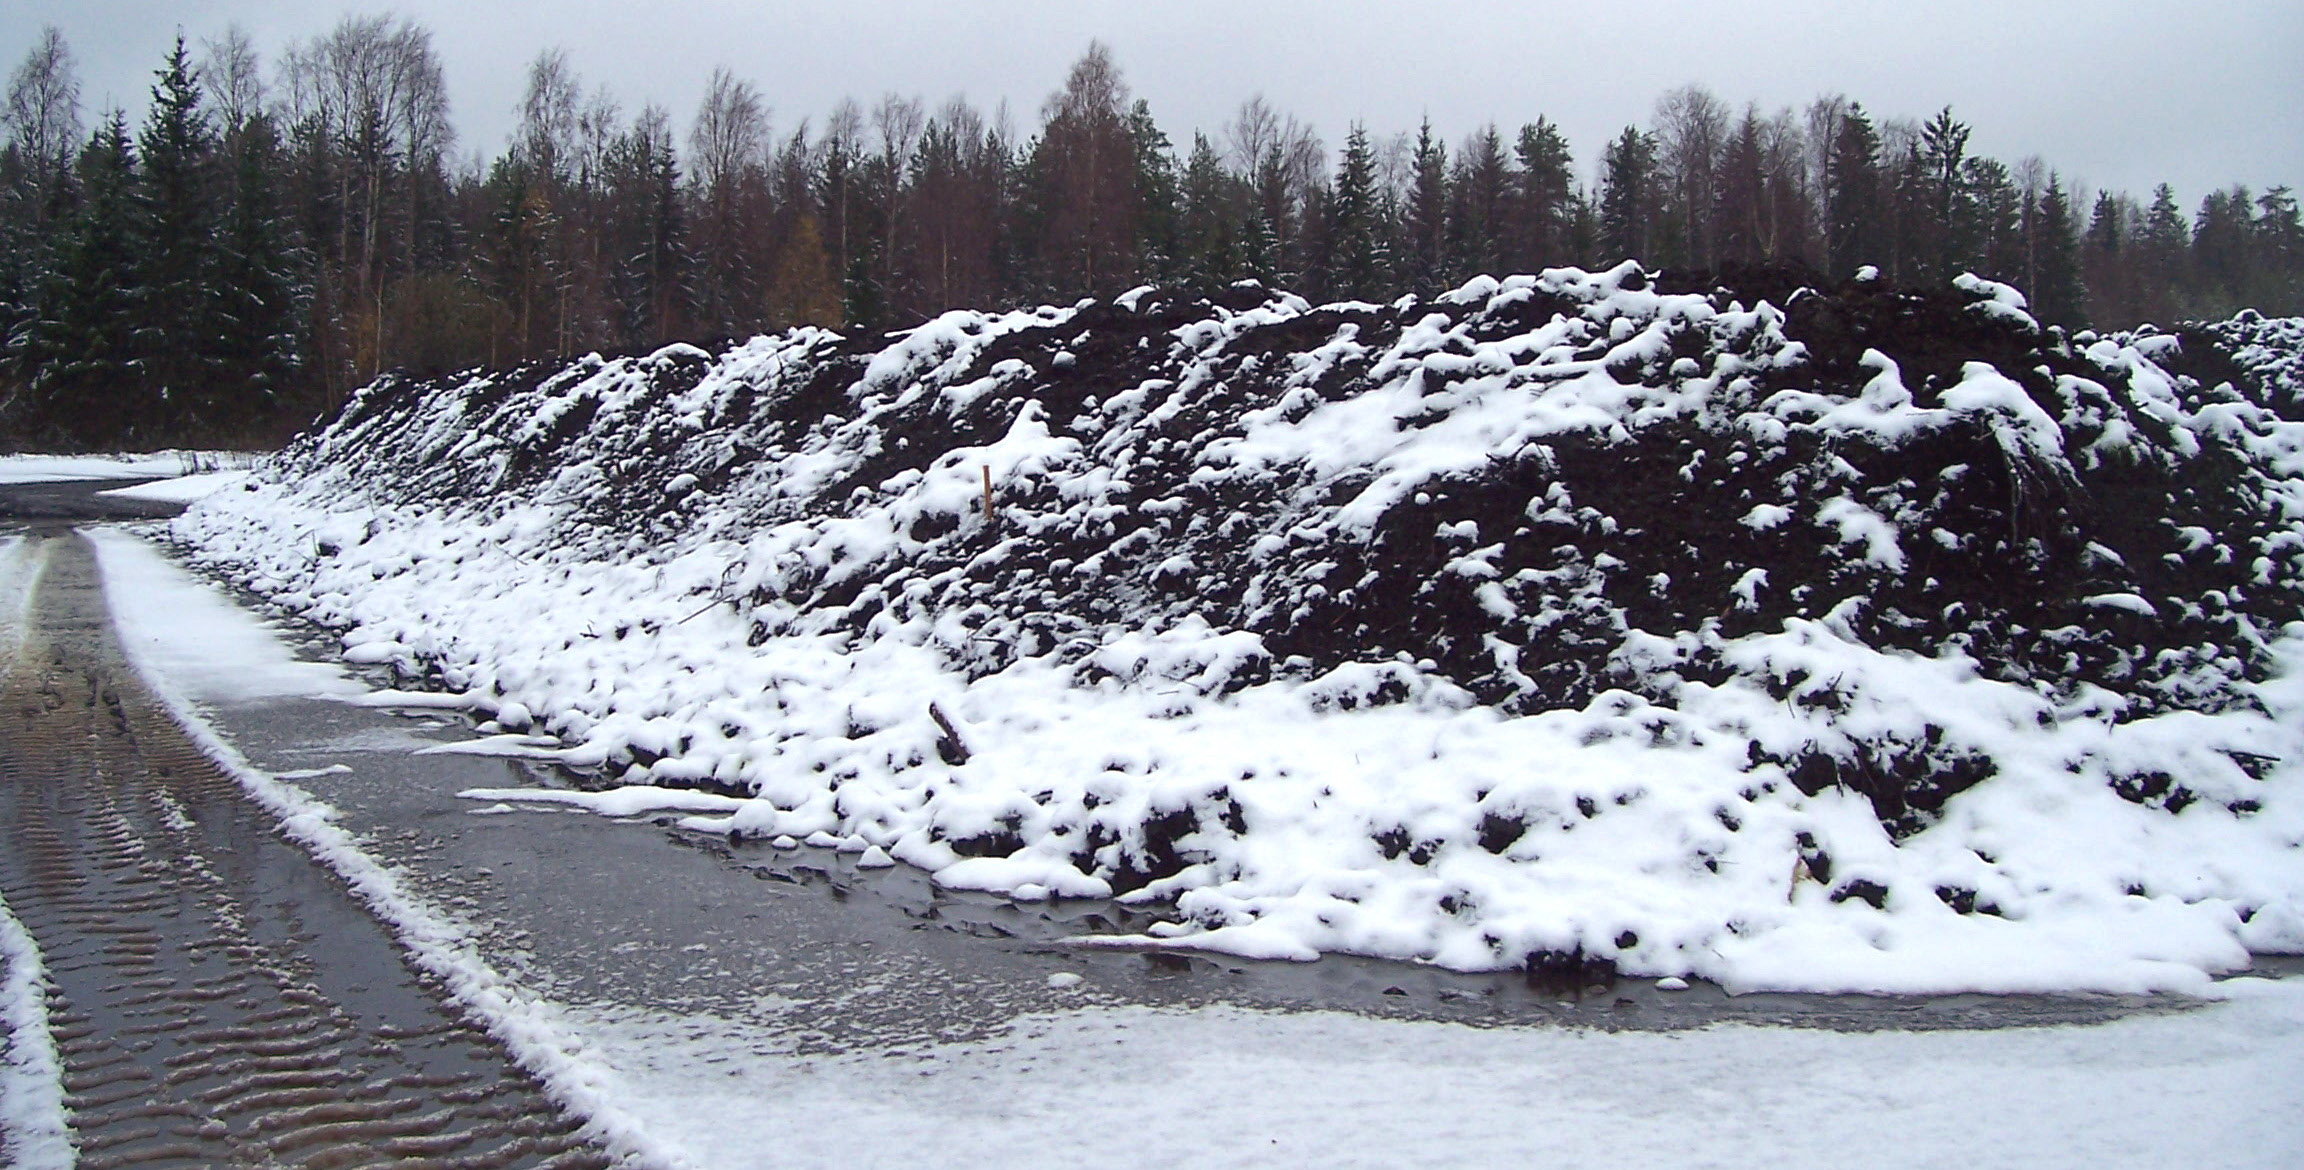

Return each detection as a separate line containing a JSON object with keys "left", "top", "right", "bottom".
{"left": 79, "top": 526, "right": 687, "bottom": 1170}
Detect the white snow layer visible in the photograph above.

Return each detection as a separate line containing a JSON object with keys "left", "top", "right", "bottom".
{"left": 85, "top": 528, "right": 366, "bottom": 706}
{"left": 85, "top": 531, "right": 693, "bottom": 1170}
{"left": 0, "top": 451, "right": 237, "bottom": 484}
{"left": 168, "top": 270, "right": 2304, "bottom": 994}
{"left": 95, "top": 468, "right": 253, "bottom": 503}
{"left": 557, "top": 983, "right": 2304, "bottom": 1170}
{"left": 0, "top": 536, "right": 40, "bottom": 663}
{"left": 0, "top": 892, "right": 72, "bottom": 1170}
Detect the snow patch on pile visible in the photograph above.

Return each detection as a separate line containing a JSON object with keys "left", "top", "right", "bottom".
{"left": 172, "top": 269, "right": 2304, "bottom": 993}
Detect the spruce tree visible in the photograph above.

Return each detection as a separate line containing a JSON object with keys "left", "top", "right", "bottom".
{"left": 2141, "top": 184, "right": 2187, "bottom": 255}
{"left": 1402, "top": 119, "right": 1447, "bottom": 294}
{"left": 1327, "top": 123, "right": 1385, "bottom": 299}
{"left": 1956, "top": 157, "right": 2022, "bottom": 283}
{"left": 1177, "top": 133, "right": 1236, "bottom": 287}
{"left": 2192, "top": 186, "right": 2253, "bottom": 314}
{"left": 136, "top": 36, "right": 220, "bottom": 435}
{"left": 15, "top": 114, "right": 144, "bottom": 445}
{"left": 1446, "top": 125, "right": 1507, "bottom": 279}
{"left": 1127, "top": 99, "right": 1180, "bottom": 284}
{"left": 2253, "top": 187, "right": 2303, "bottom": 313}
{"left": 2033, "top": 174, "right": 2085, "bottom": 329}
{"left": 1598, "top": 125, "right": 1656, "bottom": 263}
{"left": 1511, "top": 117, "right": 1574, "bottom": 270}
{"left": 209, "top": 110, "right": 302, "bottom": 433}
{"left": 1919, "top": 107, "right": 1972, "bottom": 280}
{"left": 1824, "top": 104, "right": 1882, "bottom": 277}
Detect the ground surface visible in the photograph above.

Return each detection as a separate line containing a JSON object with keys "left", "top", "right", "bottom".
{"left": 0, "top": 530, "right": 607, "bottom": 1168}
{"left": 3, "top": 478, "right": 2301, "bottom": 1168}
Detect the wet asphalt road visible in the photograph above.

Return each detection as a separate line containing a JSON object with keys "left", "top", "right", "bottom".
{"left": 0, "top": 525, "right": 608, "bottom": 1166}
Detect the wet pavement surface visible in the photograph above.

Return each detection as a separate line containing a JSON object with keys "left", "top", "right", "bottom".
{"left": 0, "top": 476, "right": 187, "bottom": 526}
{"left": 0, "top": 528, "right": 607, "bottom": 1167}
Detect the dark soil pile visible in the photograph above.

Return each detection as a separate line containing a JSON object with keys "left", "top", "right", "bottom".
{"left": 269, "top": 264, "right": 2304, "bottom": 841}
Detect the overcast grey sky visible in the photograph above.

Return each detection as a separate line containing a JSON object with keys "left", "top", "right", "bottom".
{"left": 7, "top": 1, "right": 2299, "bottom": 208}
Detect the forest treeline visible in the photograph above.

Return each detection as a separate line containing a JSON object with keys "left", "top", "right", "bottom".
{"left": 3, "top": 18, "right": 2301, "bottom": 450}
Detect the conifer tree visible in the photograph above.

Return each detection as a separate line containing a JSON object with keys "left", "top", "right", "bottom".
{"left": 2255, "top": 186, "right": 2302, "bottom": 309}
{"left": 14, "top": 114, "right": 144, "bottom": 445}
{"left": 1959, "top": 156, "right": 2023, "bottom": 283}
{"left": 1918, "top": 106, "right": 1972, "bottom": 279}
{"left": 2033, "top": 174, "right": 2085, "bottom": 329}
{"left": 1327, "top": 122, "right": 1385, "bottom": 299}
{"left": 137, "top": 36, "right": 220, "bottom": 431}
{"left": 1598, "top": 125, "right": 1656, "bottom": 263}
{"left": 1127, "top": 99, "right": 1180, "bottom": 284}
{"left": 1176, "top": 133, "right": 1237, "bottom": 287}
{"left": 1712, "top": 110, "right": 1768, "bottom": 266}
{"left": 1446, "top": 125, "right": 1507, "bottom": 278}
{"left": 209, "top": 109, "right": 301, "bottom": 432}
{"left": 1824, "top": 103, "right": 1882, "bottom": 276}
{"left": 1511, "top": 117, "right": 1574, "bottom": 270}
{"left": 1402, "top": 119, "right": 1447, "bottom": 294}
{"left": 2191, "top": 186, "right": 2253, "bottom": 313}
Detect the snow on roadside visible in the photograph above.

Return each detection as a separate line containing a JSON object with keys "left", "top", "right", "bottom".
{"left": 0, "top": 451, "right": 254, "bottom": 485}
{"left": 84, "top": 529, "right": 683, "bottom": 1169}
{"left": 95, "top": 469, "right": 253, "bottom": 503}
{"left": 0, "top": 536, "right": 43, "bottom": 662}
{"left": 170, "top": 270, "right": 2304, "bottom": 994}
{"left": 86, "top": 529, "right": 365, "bottom": 706}
{"left": 0, "top": 893, "right": 72, "bottom": 1170}
{"left": 551, "top": 982, "right": 2304, "bottom": 1170}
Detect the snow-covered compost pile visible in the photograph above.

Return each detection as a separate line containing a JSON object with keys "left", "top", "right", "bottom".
{"left": 177, "top": 265, "right": 2304, "bottom": 993}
